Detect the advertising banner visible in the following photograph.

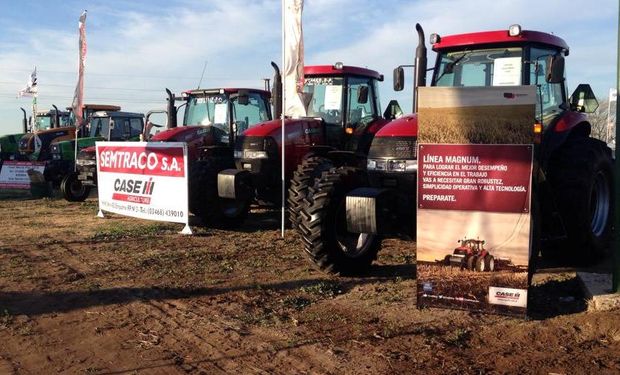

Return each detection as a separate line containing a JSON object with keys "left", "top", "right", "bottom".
{"left": 96, "top": 142, "right": 191, "bottom": 234}
{"left": 416, "top": 86, "right": 536, "bottom": 317}
{"left": 0, "top": 161, "right": 46, "bottom": 189}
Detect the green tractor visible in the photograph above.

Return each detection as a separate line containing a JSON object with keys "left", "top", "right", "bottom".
{"left": 49, "top": 108, "right": 145, "bottom": 201}
{"left": 0, "top": 108, "right": 30, "bottom": 164}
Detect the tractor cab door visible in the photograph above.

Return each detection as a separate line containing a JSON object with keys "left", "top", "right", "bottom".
{"left": 528, "top": 47, "right": 567, "bottom": 125}
{"left": 230, "top": 92, "right": 271, "bottom": 144}
{"left": 304, "top": 76, "right": 345, "bottom": 149}
{"left": 344, "top": 76, "right": 380, "bottom": 152}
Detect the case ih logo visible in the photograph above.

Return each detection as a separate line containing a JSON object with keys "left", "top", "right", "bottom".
{"left": 494, "top": 290, "right": 520, "bottom": 302}
{"left": 488, "top": 286, "right": 527, "bottom": 308}
{"left": 111, "top": 178, "right": 155, "bottom": 204}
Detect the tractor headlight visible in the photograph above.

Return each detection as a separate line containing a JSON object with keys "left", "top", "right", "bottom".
{"left": 76, "top": 159, "right": 96, "bottom": 166}
{"left": 367, "top": 158, "right": 417, "bottom": 172}
{"left": 243, "top": 150, "right": 268, "bottom": 159}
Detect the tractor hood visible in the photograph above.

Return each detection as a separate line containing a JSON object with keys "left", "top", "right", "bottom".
{"left": 373, "top": 114, "right": 418, "bottom": 138}
{"left": 241, "top": 118, "right": 318, "bottom": 137}
{"left": 19, "top": 126, "right": 77, "bottom": 157}
{"left": 78, "top": 145, "right": 97, "bottom": 161}
{"left": 151, "top": 125, "right": 211, "bottom": 142}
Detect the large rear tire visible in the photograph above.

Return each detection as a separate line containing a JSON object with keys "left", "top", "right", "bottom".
{"left": 545, "top": 137, "right": 614, "bottom": 261}
{"left": 298, "top": 167, "right": 380, "bottom": 275}
{"left": 61, "top": 172, "right": 91, "bottom": 202}
{"left": 189, "top": 159, "right": 249, "bottom": 228}
{"left": 287, "top": 155, "right": 333, "bottom": 229}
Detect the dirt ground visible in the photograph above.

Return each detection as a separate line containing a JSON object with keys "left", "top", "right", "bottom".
{"left": 1, "top": 195, "right": 619, "bottom": 374}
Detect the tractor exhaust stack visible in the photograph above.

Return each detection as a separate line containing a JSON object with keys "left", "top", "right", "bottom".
{"left": 413, "top": 23, "right": 427, "bottom": 113}
{"left": 52, "top": 104, "right": 60, "bottom": 129}
{"left": 271, "top": 61, "right": 282, "bottom": 120}
{"left": 20, "top": 107, "right": 27, "bottom": 133}
{"left": 165, "top": 88, "right": 178, "bottom": 129}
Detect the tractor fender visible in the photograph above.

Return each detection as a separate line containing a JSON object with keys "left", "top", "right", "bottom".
{"left": 346, "top": 187, "right": 397, "bottom": 235}
{"left": 217, "top": 168, "right": 252, "bottom": 200}
{"left": 306, "top": 145, "right": 334, "bottom": 158}
{"left": 541, "top": 117, "right": 591, "bottom": 168}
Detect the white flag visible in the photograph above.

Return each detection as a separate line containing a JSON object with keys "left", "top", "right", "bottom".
{"left": 609, "top": 88, "right": 617, "bottom": 103}
{"left": 71, "top": 10, "right": 87, "bottom": 126}
{"left": 283, "top": 0, "right": 306, "bottom": 118}
{"left": 17, "top": 67, "right": 38, "bottom": 98}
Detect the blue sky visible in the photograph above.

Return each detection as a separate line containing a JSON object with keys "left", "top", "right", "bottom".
{"left": 0, "top": 0, "right": 617, "bottom": 134}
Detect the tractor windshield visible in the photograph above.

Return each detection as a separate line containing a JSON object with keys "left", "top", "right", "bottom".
{"left": 35, "top": 114, "right": 71, "bottom": 130}
{"left": 89, "top": 117, "right": 111, "bottom": 138}
{"left": 303, "top": 76, "right": 345, "bottom": 125}
{"left": 231, "top": 93, "right": 271, "bottom": 135}
{"left": 184, "top": 94, "right": 229, "bottom": 131}
{"left": 434, "top": 47, "right": 523, "bottom": 87}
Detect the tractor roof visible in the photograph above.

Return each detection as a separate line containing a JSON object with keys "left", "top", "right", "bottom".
{"left": 37, "top": 110, "right": 70, "bottom": 116}
{"left": 92, "top": 111, "right": 144, "bottom": 118}
{"left": 82, "top": 104, "right": 121, "bottom": 111}
{"left": 432, "top": 29, "right": 569, "bottom": 53}
{"left": 184, "top": 88, "right": 270, "bottom": 96}
{"left": 305, "top": 65, "right": 383, "bottom": 80}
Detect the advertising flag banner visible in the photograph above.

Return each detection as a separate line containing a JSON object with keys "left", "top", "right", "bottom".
{"left": 416, "top": 86, "right": 536, "bottom": 317}
{"left": 96, "top": 142, "right": 192, "bottom": 234}
{"left": 283, "top": 0, "right": 306, "bottom": 118}
{"left": 71, "top": 10, "right": 87, "bottom": 126}
{"left": 17, "top": 67, "right": 38, "bottom": 98}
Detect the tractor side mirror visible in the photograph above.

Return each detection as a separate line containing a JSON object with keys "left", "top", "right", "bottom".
{"left": 237, "top": 89, "right": 249, "bottom": 105}
{"left": 545, "top": 55, "right": 565, "bottom": 84}
{"left": 393, "top": 66, "right": 405, "bottom": 91}
{"left": 569, "top": 84, "right": 599, "bottom": 113}
{"left": 357, "top": 86, "right": 369, "bottom": 104}
{"left": 383, "top": 100, "right": 403, "bottom": 120}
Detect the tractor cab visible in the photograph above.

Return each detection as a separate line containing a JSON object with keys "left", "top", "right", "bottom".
{"left": 150, "top": 88, "right": 271, "bottom": 162}
{"left": 32, "top": 110, "right": 72, "bottom": 130}
{"left": 300, "top": 65, "right": 384, "bottom": 150}
{"left": 182, "top": 88, "right": 271, "bottom": 145}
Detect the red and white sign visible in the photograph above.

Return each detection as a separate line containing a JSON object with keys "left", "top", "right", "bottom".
{"left": 0, "top": 161, "right": 46, "bottom": 189}
{"left": 488, "top": 286, "right": 528, "bottom": 308}
{"left": 418, "top": 144, "right": 533, "bottom": 213}
{"left": 96, "top": 142, "right": 191, "bottom": 234}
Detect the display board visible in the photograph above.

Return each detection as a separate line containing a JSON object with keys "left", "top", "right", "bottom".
{"left": 416, "top": 86, "right": 536, "bottom": 317}
{"left": 96, "top": 141, "right": 191, "bottom": 234}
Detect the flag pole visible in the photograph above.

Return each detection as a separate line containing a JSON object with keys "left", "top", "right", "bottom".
{"left": 281, "top": 0, "right": 286, "bottom": 238}
{"left": 613, "top": 1, "right": 620, "bottom": 293}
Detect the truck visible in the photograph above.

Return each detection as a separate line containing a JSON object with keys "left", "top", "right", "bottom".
{"left": 216, "top": 63, "right": 400, "bottom": 228}
{"left": 298, "top": 24, "right": 613, "bottom": 274}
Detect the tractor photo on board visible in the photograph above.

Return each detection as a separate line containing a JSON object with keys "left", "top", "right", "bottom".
{"left": 297, "top": 23, "right": 614, "bottom": 275}
{"left": 443, "top": 238, "right": 495, "bottom": 272}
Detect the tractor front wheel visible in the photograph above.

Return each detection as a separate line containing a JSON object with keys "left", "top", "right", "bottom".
{"left": 287, "top": 155, "right": 333, "bottom": 229}
{"left": 189, "top": 159, "right": 249, "bottom": 228}
{"left": 61, "top": 172, "right": 91, "bottom": 202}
{"left": 545, "top": 137, "right": 614, "bottom": 261}
{"left": 298, "top": 167, "right": 380, "bottom": 275}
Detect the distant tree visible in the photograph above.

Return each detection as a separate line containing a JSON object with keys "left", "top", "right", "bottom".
{"left": 587, "top": 99, "right": 615, "bottom": 143}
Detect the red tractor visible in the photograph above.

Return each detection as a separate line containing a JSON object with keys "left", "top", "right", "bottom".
{"left": 73, "top": 85, "right": 273, "bottom": 217}
{"left": 445, "top": 238, "right": 495, "bottom": 272}
{"left": 216, "top": 63, "right": 400, "bottom": 228}
{"left": 149, "top": 86, "right": 273, "bottom": 225}
{"left": 299, "top": 24, "right": 614, "bottom": 274}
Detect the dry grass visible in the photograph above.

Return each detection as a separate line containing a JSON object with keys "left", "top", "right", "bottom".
{"left": 418, "top": 105, "right": 534, "bottom": 144}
